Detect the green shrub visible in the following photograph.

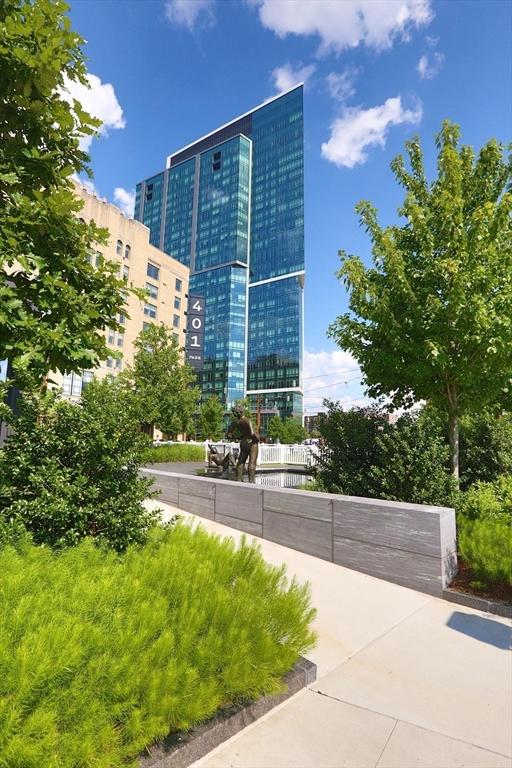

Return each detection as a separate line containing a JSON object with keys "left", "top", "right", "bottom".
{"left": 368, "top": 413, "right": 458, "bottom": 506}
{"left": 315, "top": 402, "right": 391, "bottom": 496}
{"left": 457, "top": 516, "right": 512, "bottom": 584}
{"left": 143, "top": 443, "right": 205, "bottom": 463}
{"left": 0, "top": 380, "right": 157, "bottom": 551}
{"left": 457, "top": 475, "right": 512, "bottom": 523}
{"left": 315, "top": 403, "right": 456, "bottom": 505}
{"left": 0, "top": 524, "right": 316, "bottom": 767}
{"left": 459, "top": 412, "right": 512, "bottom": 489}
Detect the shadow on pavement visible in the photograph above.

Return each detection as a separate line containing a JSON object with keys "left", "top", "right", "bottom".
{"left": 446, "top": 611, "right": 512, "bottom": 650}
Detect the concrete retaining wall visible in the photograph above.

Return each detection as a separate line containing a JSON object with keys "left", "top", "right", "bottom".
{"left": 143, "top": 469, "right": 458, "bottom": 597}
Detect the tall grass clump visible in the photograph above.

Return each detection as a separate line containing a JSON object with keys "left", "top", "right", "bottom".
{"left": 0, "top": 524, "right": 316, "bottom": 768}
{"left": 143, "top": 444, "right": 205, "bottom": 463}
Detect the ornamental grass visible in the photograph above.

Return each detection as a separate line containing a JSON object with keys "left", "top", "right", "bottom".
{"left": 0, "top": 524, "right": 316, "bottom": 768}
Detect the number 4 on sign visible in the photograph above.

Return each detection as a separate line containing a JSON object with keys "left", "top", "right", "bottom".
{"left": 192, "top": 300, "right": 202, "bottom": 312}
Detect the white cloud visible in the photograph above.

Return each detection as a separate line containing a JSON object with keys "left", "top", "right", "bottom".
{"left": 61, "top": 73, "right": 125, "bottom": 151}
{"left": 271, "top": 62, "right": 316, "bottom": 94}
{"left": 253, "top": 0, "right": 433, "bottom": 54}
{"left": 303, "top": 349, "right": 370, "bottom": 413}
{"left": 321, "top": 96, "right": 422, "bottom": 169}
{"left": 114, "top": 187, "right": 135, "bottom": 217}
{"left": 165, "top": 0, "right": 215, "bottom": 30}
{"left": 417, "top": 51, "right": 445, "bottom": 79}
{"left": 81, "top": 178, "right": 98, "bottom": 196}
{"left": 326, "top": 67, "right": 360, "bottom": 102}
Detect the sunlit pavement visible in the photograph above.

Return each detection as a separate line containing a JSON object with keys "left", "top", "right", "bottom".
{"left": 146, "top": 500, "right": 512, "bottom": 768}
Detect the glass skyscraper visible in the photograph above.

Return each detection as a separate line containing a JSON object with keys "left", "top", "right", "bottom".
{"left": 134, "top": 84, "right": 304, "bottom": 432}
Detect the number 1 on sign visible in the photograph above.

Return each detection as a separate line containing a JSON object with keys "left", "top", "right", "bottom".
{"left": 190, "top": 336, "right": 200, "bottom": 348}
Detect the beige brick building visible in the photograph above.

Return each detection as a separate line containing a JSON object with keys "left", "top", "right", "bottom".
{"left": 53, "top": 182, "right": 189, "bottom": 398}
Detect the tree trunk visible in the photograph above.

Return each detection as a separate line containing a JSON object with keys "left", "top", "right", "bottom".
{"left": 448, "top": 412, "right": 459, "bottom": 481}
{"left": 446, "top": 382, "right": 459, "bottom": 483}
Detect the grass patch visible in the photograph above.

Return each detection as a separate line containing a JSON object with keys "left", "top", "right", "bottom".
{"left": 0, "top": 524, "right": 316, "bottom": 767}
{"left": 143, "top": 444, "right": 204, "bottom": 463}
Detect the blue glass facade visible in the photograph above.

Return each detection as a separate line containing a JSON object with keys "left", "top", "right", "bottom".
{"left": 134, "top": 85, "right": 304, "bottom": 429}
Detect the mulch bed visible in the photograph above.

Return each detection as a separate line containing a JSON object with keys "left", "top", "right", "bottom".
{"left": 449, "top": 558, "right": 512, "bottom": 604}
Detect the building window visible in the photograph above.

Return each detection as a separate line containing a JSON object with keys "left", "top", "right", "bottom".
{"left": 122, "top": 265, "right": 129, "bottom": 282}
{"left": 173, "top": 314, "right": 180, "bottom": 328}
{"left": 106, "top": 357, "right": 113, "bottom": 368}
{"left": 147, "top": 262, "right": 160, "bottom": 280}
{"left": 117, "top": 334, "right": 124, "bottom": 347}
{"left": 143, "top": 322, "right": 151, "bottom": 332}
{"left": 145, "top": 282, "right": 158, "bottom": 300}
{"left": 124, "top": 244, "right": 131, "bottom": 260}
{"left": 175, "top": 277, "right": 182, "bottom": 292}
{"left": 118, "top": 313, "right": 125, "bottom": 326}
{"left": 174, "top": 296, "right": 181, "bottom": 310}
{"left": 144, "top": 302, "right": 157, "bottom": 319}
{"left": 108, "top": 329, "right": 115, "bottom": 345}
{"left": 62, "top": 373, "right": 72, "bottom": 395}
{"left": 173, "top": 332, "right": 179, "bottom": 342}
{"left": 82, "top": 371, "right": 93, "bottom": 391}
{"left": 115, "top": 358, "right": 122, "bottom": 370}
{"left": 116, "top": 239, "right": 122, "bottom": 255}
{"left": 95, "top": 251, "right": 103, "bottom": 267}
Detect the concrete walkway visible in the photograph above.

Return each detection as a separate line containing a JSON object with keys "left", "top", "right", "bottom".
{"left": 148, "top": 500, "right": 512, "bottom": 768}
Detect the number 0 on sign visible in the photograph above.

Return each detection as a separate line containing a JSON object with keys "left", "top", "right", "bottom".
{"left": 192, "top": 317, "right": 202, "bottom": 330}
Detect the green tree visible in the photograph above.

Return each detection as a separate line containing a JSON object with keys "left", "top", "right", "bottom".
{"left": 267, "top": 415, "right": 283, "bottom": 442}
{"left": 199, "top": 395, "right": 224, "bottom": 440}
{"left": 280, "top": 417, "right": 308, "bottom": 444}
{"left": 267, "top": 415, "right": 307, "bottom": 444}
{"left": 0, "top": 378, "right": 157, "bottom": 550}
{"left": 124, "top": 324, "right": 200, "bottom": 438}
{"left": 0, "top": 0, "right": 129, "bottom": 387}
{"left": 329, "top": 122, "right": 512, "bottom": 481}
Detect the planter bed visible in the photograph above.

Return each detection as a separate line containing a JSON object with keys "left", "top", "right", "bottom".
{"left": 0, "top": 524, "right": 316, "bottom": 768}
{"left": 141, "top": 657, "right": 316, "bottom": 768}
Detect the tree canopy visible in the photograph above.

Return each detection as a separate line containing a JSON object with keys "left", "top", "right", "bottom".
{"left": 329, "top": 121, "right": 512, "bottom": 479}
{"left": 0, "top": 0, "right": 128, "bottom": 387}
{"left": 123, "top": 324, "right": 200, "bottom": 438}
{"left": 199, "top": 395, "right": 225, "bottom": 441}
{"left": 267, "top": 415, "right": 308, "bottom": 444}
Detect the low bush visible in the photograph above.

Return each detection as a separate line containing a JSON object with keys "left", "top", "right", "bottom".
{"left": 143, "top": 443, "right": 205, "bottom": 463}
{"left": 457, "top": 516, "right": 512, "bottom": 585}
{"left": 457, "top": 475, "right": 512, "bottom": 523}
{"left": 459, "top": 412, "right": 512, "bottom": 489}
{"left": 315, "top": 403, "right": 456, "bottom": 506}
{"left": 314, "top": 402, "right": 390, "bottom": 496}
{"left": 0, "top": 380, "right": 157, "bottom": 551}
{"left": 0, "top": 524, "right": 316, "bottom": 768}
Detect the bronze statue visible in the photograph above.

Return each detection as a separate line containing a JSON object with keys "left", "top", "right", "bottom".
{"left": 207, "top": 444, "right": 236, "bottom": 476}
{"left": 227, "top": 404, "right": 259, "bottom": 482}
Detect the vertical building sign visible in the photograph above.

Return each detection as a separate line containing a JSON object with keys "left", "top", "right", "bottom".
{"left": 186, "top": 295, "right": 205, "bottom": 370}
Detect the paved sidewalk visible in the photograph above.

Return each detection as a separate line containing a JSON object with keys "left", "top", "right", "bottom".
{"left": 148, "top": 500, "right": 512, "bottom": 768}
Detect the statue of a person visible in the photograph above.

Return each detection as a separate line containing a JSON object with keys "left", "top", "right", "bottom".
{"left": 207, "top": 444, "right": 236, "bottom": 475}
{"left": 227, "top": 404, "right": 259, "bottom": 482}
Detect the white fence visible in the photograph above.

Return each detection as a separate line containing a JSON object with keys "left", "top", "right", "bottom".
{"left": 207, "top": 442, "right": 319, "bottom": 467}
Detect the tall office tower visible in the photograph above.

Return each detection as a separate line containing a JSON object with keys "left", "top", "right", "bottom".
{"left": 134, "top": 84, "right": 304, "bottom": 432}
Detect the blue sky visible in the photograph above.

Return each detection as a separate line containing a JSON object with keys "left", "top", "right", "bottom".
{"left": 68, "top": 0, "right": 511, "bottom": 413}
